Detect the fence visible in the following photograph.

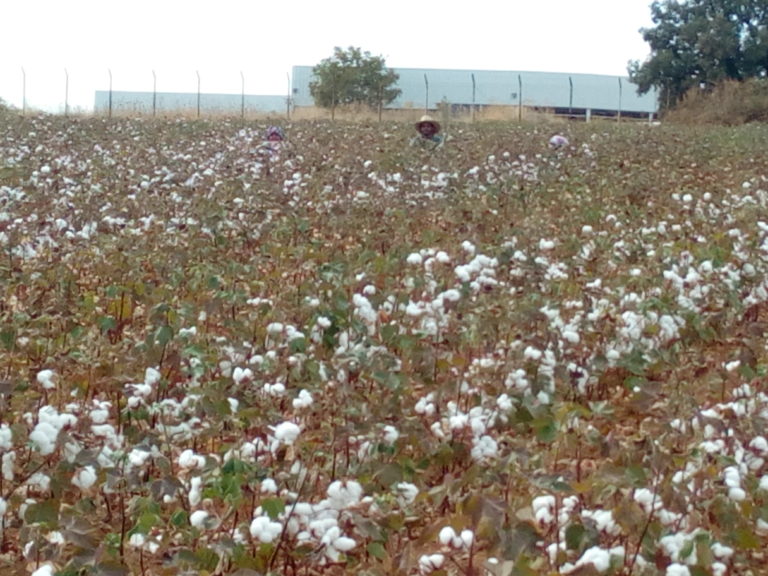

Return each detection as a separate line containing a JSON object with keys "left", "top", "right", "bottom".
{"left": 2, "top": 67, "right": 659, "bottom": 122}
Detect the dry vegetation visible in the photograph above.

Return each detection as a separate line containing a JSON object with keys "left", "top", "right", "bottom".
{"left": 1, "top": 110, "right": 768, "bottom": 576}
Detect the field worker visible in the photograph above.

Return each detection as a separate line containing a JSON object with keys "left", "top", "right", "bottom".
{"left": 410, "top": 115, "right": 445, "bottom": 151}
{"left": 548, "top": 134, "right": 569, "bottom": 149}
{"left": 258, "top": 125, "right": 287, "bottom": 159}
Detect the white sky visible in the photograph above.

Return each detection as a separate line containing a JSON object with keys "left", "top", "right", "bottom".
{"left": 1, "top": 0, "right": 654, "bottom": 113}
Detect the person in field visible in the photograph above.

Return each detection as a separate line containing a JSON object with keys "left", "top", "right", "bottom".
{"left": 548, "top": 134, "right": 569, "bottom": 149}
{"left": 258, "top": 125, "right": 288, "bottom": 159}
{"left": 410, "top": 115, "right": 445, "bottom": 151}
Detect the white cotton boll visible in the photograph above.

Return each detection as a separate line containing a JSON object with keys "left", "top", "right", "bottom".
{"left": 332, "top": 536, "right": 356, "bottom": 552}
{"left": 327, "top": 479, "right": 363, "bottom": 509}
{"left": 750, "top": 436, "right": 768, "bottom": 453}
{"left": 566, "top": 546, "right": 611, "bottom": 572}
{"left": 36, "top": 369, "right": 57, "bottom": 390}
{"left": 227, "top": 397, "right": 239, "bottom": 413}
{"left": 178, "top": 449, "right": 205, "bottom": 470}
{"left": 439, "top": 526, "right": 458, "bottom": 547}
{"left": 249, "top": 516, "right": 283, "bottom": 543}
{"left": 419, "top": 553, "right": 445, "bottom": 573}
{"left": 31, "top": 563, "right": 55, "bottom": 576}
{"left": 562, "top": 330, "right": 580, "bottom": 344}
{"left": 266, "top": 322, "right": 284, "bottom": 335}
{"left": 395, "top": 482, "right": 419, "bottom": 505}
{"left": 189, "top": 476, "right": 203, "bottom": 507}
{"left": 128, "top": 448, "right": 151, "bottom": 467}
{"left": 261, "top": 478, "right": 278, "bottom": 493}
{"left": 72, "top": 466, "right": 97, "bottom": 490}
{"left": 533, "top": 495, "right": 556, "bottom": 525}
{"left": 292, "top": 389, "right": 314, "bottom": 410}
{"left": 460, "top": 529, "right": 474, "bottom": 548}
{"left": 728, "top": 487, "right": 746, "bottom": 501}
{"left": 711, "top": 543, "right": 734, "bottom": 559}
{"left": 144, "top": 367, "right": 161, "bottom": 386}
{"left": 190, "top": 510, "right": 209, "bottom": 528}
{"left": 30, "top": 422, "right": 59, "bottom": 455}
{"left": 0, "top": 424, "right": 12, "bottom": 451}
{"left": 382, "top": 425, "right": 399, "bottom": 445}
{"left": 2, "top": 452, "right": 15, "bottom": 481}
{"left": 272, "top": 421, "right": 301, "bottom": 445}
{"left": 539, "top": 239, "right": 555, "bottom": 251}
{"left": 723, "top": 466, "right": 741, "bottom": 488}
{"left": 524, "top": 346, "right": 542, "bottom": 360}
{"left": 232, "top": 367, "right": 253, "bottom": 384}
{"left": 666, "top": 563, "right": 691, "bottom": 576}
{"left": 316, "top": 316, "right": 332, "bottom": 329}
{"left": 406, "top": 253, "right": 423, "bottom": 266}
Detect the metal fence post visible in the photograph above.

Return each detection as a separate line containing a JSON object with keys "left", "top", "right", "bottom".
{"left": 196, "top": 70, "right": 201, "bottom": 118}
{"left": 21, "top": 67, "right": 26, "bottom": 116}
{"left": 241, "top": 71, "right": 245, "bottom": 120}
{"left": 518, "top": 74, "right": 522, "bottom": 122}
{"left": 471, "top": 73, "right": 476, "bottom": 122}
{"left": 108, "top": 69, "right": 113, "bottom": 118}
{"left": 617, "top": 77, "right": 623, "bottom": 123}
{"left": 568, "top": 76, "right": 573, "bottom": 117}
{"left": 152, "top": 70, "right": 157, "bottom": 117}
{"left": 64, "top": 68, "right": 69, "bottom": 116}
{"left": 424, "top": 73, "right": 429, "bottom": 112}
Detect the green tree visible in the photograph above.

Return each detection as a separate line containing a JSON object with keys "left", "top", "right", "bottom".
{"left": 629, "top": 0, "right": 768, "bottom": 108}
{"left": 309, "top": 46, "right": 401, "bottom": 115}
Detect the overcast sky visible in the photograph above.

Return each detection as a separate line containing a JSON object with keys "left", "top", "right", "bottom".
{"left": 0, "top": 0, "right": 654, "bottom": 113}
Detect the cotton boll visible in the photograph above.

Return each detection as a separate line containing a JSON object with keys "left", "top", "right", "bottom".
{"left": 395, "top": 482, "right": 419, "bottom": 506}
{"left": 249, "top": 516, "right": 283, "bottom": 543}
{"left": 460, "top": 529, "right": 474, "bottom": 548}
{"left": 188, "top": 476, "right": 203, "bottom": 507}
{"left": 178, "top": 449, "right": 206, "bottom": 470}
{"left": 438, "top": 526, "right": 458, "bottom": 547}
{"left": 31, "top": 563, "right": 55, "bottom": 576}
{"left": 72, "top": 465, "right": 97, "bottom": 491}
{"left": 381, "top": 425, "right": 399, "bottom": 445}
{"left": 327, "top": 479, "right": 363, "bottom": 509}
{"left": 189, "top": 510, "right": 209, "bottom": 528}
{"left": 261, "top": 478, "right": 278, "bottom": 493}
{"left": 29, "top": 422, "right": 59, "bottom": 455}
{"left": 272, "top": 421, "right": 301, "bottom": 445}
{"left": 0, "top": 424, "right": 12, "bottom": 451}
{"left": 36, "top": 369, "right": 57, "bottom": 390}
{"left": 666, "top": 563, "right": 691, "bottom": 576}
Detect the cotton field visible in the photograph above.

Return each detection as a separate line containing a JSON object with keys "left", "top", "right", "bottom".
{"left": 1, "top": 111, "right": 768, "bottom": 575}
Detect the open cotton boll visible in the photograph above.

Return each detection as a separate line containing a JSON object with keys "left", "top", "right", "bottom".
{"left": 72, "top": 465, "right": 97, "bottom": 490}
{"left": 31, "top": 564, "right": 56, "bottom": 576}
{"left": 272, "top": 421, "right": 301, "bottom": 444}
{"left": 327, "top": 479, "right": 363, "bottom": 509}
{"left": 249, "top": 515, "right": 284, "bottom": 543}
{"left": 36, "top": 369, "right": 57, "bottom": 390}
{"left": 29, "top": 422, "right": 59, "bottom": 455}
{"left": 419, "top": 553, "right": 445, "bottom": 573}
{"left": 189, "top": 510, "right": 209, "bottom": 528}
{"left": 178, "top": 449, "right": 206, "bottom": 470}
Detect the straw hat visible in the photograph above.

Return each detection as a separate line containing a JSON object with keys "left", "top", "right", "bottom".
{"left": 415, "top": 115, "right": 440, "bottom": 133}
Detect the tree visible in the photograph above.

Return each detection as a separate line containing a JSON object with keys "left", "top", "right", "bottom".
{"left": 309, "top": 47, "right": 401, "bottom": 114}
{"left": 629, "top": 0, "right": 768, "bottom": 108}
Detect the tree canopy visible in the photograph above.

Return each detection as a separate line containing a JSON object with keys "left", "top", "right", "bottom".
{"left": 629, "top": 0, "right": 768, "bottom": 107}
{"left": 309, "top": 46, "right": 401, "bottom": 111}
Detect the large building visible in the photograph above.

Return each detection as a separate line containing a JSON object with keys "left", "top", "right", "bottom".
{"left": 94, "top": 66, "right": 658, "bottom": 118}
{"left": 290, "top": 65, "right": 659, "bottom": 118}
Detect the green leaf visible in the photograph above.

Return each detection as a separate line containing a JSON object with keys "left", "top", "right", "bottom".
{"left": 24, "top": 499, "right": 60, "bottom": 526}
{"left": 262, "top": 497, "right": 285, "bottom": 520}
{"left": 367, "top": 541, "right": 387, "bottom": 560}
